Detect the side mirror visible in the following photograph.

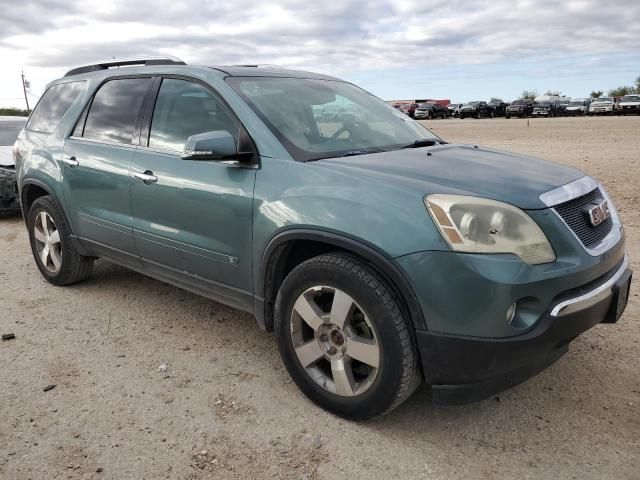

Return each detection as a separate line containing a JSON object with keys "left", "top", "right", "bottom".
{"left": 181, "top": 130, "right": 238, "bottom": 161}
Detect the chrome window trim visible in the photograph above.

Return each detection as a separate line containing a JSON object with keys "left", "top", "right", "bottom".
{"left": 67, "top": 135, "right": 138, "bottom": 151}
{"left": 539, "top": 176, "right": 598, "bottom": 207}
{"left": 551, "top": 255, "right": 629, "bottom": 317}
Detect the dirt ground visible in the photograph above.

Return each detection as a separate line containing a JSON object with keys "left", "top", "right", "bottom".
{"left": 1, "top": 116, "right": 639, "bottom": 480}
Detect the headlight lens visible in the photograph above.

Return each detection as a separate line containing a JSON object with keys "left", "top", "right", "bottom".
{"left": 425, "top": 194, "right": 556, "bottom": 265}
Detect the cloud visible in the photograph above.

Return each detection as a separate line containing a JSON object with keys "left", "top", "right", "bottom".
{"left": 1, "top": 0, "right": 639, "bottom": 74}
{"left": 0, "top": 0, "right": 638, "bottom": 106}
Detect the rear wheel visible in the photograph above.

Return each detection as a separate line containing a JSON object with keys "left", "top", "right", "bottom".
{"left": 275, "top": 253, "right": 419, "bottom": 420}
{"left": 28, "top": 196, "right": 94, "bottom": 286}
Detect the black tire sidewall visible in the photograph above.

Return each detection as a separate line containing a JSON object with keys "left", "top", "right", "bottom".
{"left": 275, "top": 257, "right": 411, "bottom": 420}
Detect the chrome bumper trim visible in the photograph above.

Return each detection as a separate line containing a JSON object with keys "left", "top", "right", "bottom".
{"left": 551, "top": 255, "right": 629, "bottom": 317}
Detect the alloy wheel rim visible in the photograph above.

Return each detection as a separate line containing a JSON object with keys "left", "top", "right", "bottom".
{"left": 290, "top": 286, "right": 380, "bottom": 397}
{"left": 33, "top": 211, "right": 62, "bottom": 274}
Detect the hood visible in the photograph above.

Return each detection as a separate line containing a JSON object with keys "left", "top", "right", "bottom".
{"left": 591, "top": 101, "right": 613, "bottom": 105}
{"left": 316, "top": 144, "right": 583, "bottom": 210}
{"left": 620, "top": 101, "right": 640, "bottom": 106}
{"left": 0, "top": 146, "right": 14, "bottom": 167}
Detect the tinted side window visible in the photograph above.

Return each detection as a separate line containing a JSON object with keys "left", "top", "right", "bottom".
{"left": 148, "top": 79, "right": 238, "bottom": 152}
{"left": 26, "top": 81, "right": 85, "bottom": 134}
{"left": 83, "top": 78, "right": 152, "bottom": 144}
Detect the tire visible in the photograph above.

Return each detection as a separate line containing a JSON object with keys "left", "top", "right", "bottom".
{"left": 274, "top": 253, "right": 420, "bottom": 420}
{"left": 505, "top": 115, "right": 510, "bottom": 119}
{"left": 28, "top": 195, "right": 94, "bottom": 286}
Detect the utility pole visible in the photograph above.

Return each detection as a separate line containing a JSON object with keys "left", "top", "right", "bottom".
{"left": 21, "top": 71, "right": 30, "bottom": 113}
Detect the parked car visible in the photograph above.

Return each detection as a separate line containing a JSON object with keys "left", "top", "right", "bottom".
{"left": 505, "top": 99, "right": 534, "bottom": 118}
{"left": 532, "top": 95, "right": 561, "bottom": 117}
{"left": 413, "top": 102, "right": 449, "bottom": 120}
{"left": 0, "top": 116, "right": 27, "bottom": 212}
{"left": 403, "top": 103, "right": 420, "bottom": 118}
{"left": 448, "top": 103, "right": 463, "bottom": 117}
{"left": 589, "top": 97, "right": 615, "bottom": 115}
{"left": 616, "top": 94, "right": 640, "bottom": 115}
{"left": 565, "top": 99, "right": 590, "bottom": 116}
{"left": 459, "top": 101, "right": 494, "bottom": 119}
{"left": 488, "top": 99, "right": 507, "bottom": 117}
{"left": 556, "top": 98, "right": 571, "bottom": 116}
{"left": 532, "top": 101, "right": 559, "bottom": 117}
{"left": 14, "top": 58, "right": 631, "bottom": 420}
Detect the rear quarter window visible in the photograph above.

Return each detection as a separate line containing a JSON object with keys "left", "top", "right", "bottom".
{"left": 26, "top": 81, "right": 85, "bottom": 134}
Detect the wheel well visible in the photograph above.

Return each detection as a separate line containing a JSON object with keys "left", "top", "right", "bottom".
{"left": 21, "top": 184, "right": 49, "bottom": 219}
{"left": 260, "top": 238, "right": 419, "bottom": 333}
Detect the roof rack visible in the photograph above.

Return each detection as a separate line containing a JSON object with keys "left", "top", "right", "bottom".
{"left": 64, "top": 56, "right": 186, "bottom": 77}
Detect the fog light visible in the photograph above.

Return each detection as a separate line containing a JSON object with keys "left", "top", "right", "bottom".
{"left": 506, "top": 303, "right": 517, "bottom": 325}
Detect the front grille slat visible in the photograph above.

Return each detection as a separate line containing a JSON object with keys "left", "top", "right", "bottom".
{"left": 553, "top": 188, "right": 613, "bottom": 248}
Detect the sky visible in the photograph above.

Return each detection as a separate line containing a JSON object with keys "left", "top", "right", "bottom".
{"left": 1, "top": 0, "right": 639, "bottom": 108}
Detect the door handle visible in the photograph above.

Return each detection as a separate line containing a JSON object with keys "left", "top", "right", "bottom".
{"left": 62, "top": 156, "right": 79, "bottom": 168}
{"left": 133, "top": 170, "right": 158, "bottom": 185}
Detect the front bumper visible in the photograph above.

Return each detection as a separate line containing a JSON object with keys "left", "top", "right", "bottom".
{"left": 0, "top": 166, "right": 19, "bottom": 212}
{"left": 590, "top": 107, "right": 613, "bottom": 113}
{"left": 416, "top": 255, "right": 632, "bottom": 405}
{"left": 619, "top": 105, "right": 640, "bottom": 114}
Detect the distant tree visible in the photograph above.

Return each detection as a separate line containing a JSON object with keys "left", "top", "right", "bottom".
{"left": 635, "top": 76, "right": 640, "bottom": 93}
{"left": 521, "top": 90, "right": 537, "bottom": 100}
{"left": 608, "top": 86, "right": 634, "bottom": 97}
{"left": 544, "top": 90, "right": 561, "bottom": 96}
{"left": 590, "top": 90, "right": 604, "bottom": 99}
{"left": 0, "top": 107, "right": 29, "bottom": 116}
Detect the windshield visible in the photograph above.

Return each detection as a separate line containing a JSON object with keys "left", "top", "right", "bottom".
{"left": 535, "top": 102, "right": 551, "bottom": 107}
{"left": 227, "top": 77, "right": 439, "bottom": 161}
{"left": 621, "top": 95, "right": 640, "bottom": 102}
{"left": 0, "top": 120, "right": 26, "bottom": 146}
{"left": 466, "top": 101, "right": 481, "bottom": 106}
{"left": 511, "top": 100, "right": 527, "bottom": 105}
{"left": 594, "top": 97, "right": 613, "bottom": 102}
{"left": 568, "top": 101, "right": 583, "bottom": 106}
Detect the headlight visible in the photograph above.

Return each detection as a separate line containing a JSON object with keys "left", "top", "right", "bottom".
{"left": 425, "top": 194, "right": 556, "bottom": 265}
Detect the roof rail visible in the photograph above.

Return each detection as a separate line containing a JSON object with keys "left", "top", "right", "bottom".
{"left": 64, "top": 56, "right": 186, "bottom": 77}
{"left": 229, "top": 64, "right": 283, "bottom": 69}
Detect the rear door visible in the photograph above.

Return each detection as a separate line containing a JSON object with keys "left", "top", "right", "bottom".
{"left": 62, "top": 77, "right": 153, "bottom": 263}
{"left": 130, "top": 77, "right": 256, "bottom": 309}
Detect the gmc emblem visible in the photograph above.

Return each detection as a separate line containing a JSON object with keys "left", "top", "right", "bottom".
{"left": 588, "top": 200, "right": 610, "bottom": 227}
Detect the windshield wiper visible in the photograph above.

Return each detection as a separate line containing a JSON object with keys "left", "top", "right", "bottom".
{"left": 340, "top": 148, "right": 387, "bottom": 157}
{"left": 401, "top": 139, "right": 442, "bottom": 149}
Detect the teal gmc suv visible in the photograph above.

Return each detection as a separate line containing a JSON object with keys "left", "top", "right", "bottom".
{"left": 13, "top": 57, "right": 632, "bottom": 420}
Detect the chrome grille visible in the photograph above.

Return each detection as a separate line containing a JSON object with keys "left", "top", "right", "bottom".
{"left": 554, "top": 188, "right": 613, "bottom": 248}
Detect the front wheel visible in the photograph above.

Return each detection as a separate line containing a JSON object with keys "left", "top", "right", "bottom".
{"left": 28, "top": 195, "right": 94, "bottom": 286}
{"left": 275, "top": 253, "right": 420, "bottom": 420}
